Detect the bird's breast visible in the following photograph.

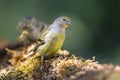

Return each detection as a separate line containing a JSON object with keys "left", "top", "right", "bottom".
{"left": 44, "top": 30, "right": 65, "bottom": 55}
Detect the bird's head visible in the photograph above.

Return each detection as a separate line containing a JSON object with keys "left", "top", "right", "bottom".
{"left": 54, "top": 16, "right": 72, "bottom": 28}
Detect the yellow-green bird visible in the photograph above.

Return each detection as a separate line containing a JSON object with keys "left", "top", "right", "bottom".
{"left": 35, "top": 16, "right": 72, "bottom": 56}
{"left": 24, "top": 16, "right": 71, "bottom": 58}
{"left": 24, "top": 16, "right": 72, "bottom": 59}
{"left": 17, "top": 16, "right": 48, "bottom": 45}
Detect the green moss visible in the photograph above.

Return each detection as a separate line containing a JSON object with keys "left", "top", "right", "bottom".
{"left": 17, "top": 56, "right": 40, "bottom": 74}
{"left": 0, "top": 50, "right": 120, "bottom": 80}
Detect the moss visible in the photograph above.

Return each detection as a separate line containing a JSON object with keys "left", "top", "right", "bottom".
{"left": 0, "top": 48, "right": 120, "bottom": 80}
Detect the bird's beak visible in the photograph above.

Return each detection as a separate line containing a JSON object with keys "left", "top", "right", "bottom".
{"left": 69, "top": 22, "right": 72, "bottom": 26}
{"left": 63, "top": 21, "right": 72, "bottom": 28}
{"left": 66, "top": 21, "right": 72, "bottom": 26}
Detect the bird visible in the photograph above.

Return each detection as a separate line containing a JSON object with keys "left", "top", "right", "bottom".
{"left": 24, "top": 16, "right": 72, "bottom": 71}
{"left": 25, "top": 16, "right": 72, "bottom": 60}
{"left": 36, "top": 16, "right": 71, "bottom": 56}
{"left": 17, "top": 16, "right": 48, "bottom": 46}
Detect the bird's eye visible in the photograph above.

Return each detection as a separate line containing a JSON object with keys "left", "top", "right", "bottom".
{"left": 63, "top": 18, "right": 66, "bottom": 21}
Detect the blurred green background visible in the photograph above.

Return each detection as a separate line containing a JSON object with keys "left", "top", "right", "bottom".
{"left": 0, "top": 0, "right": 120, "bottom": 65}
